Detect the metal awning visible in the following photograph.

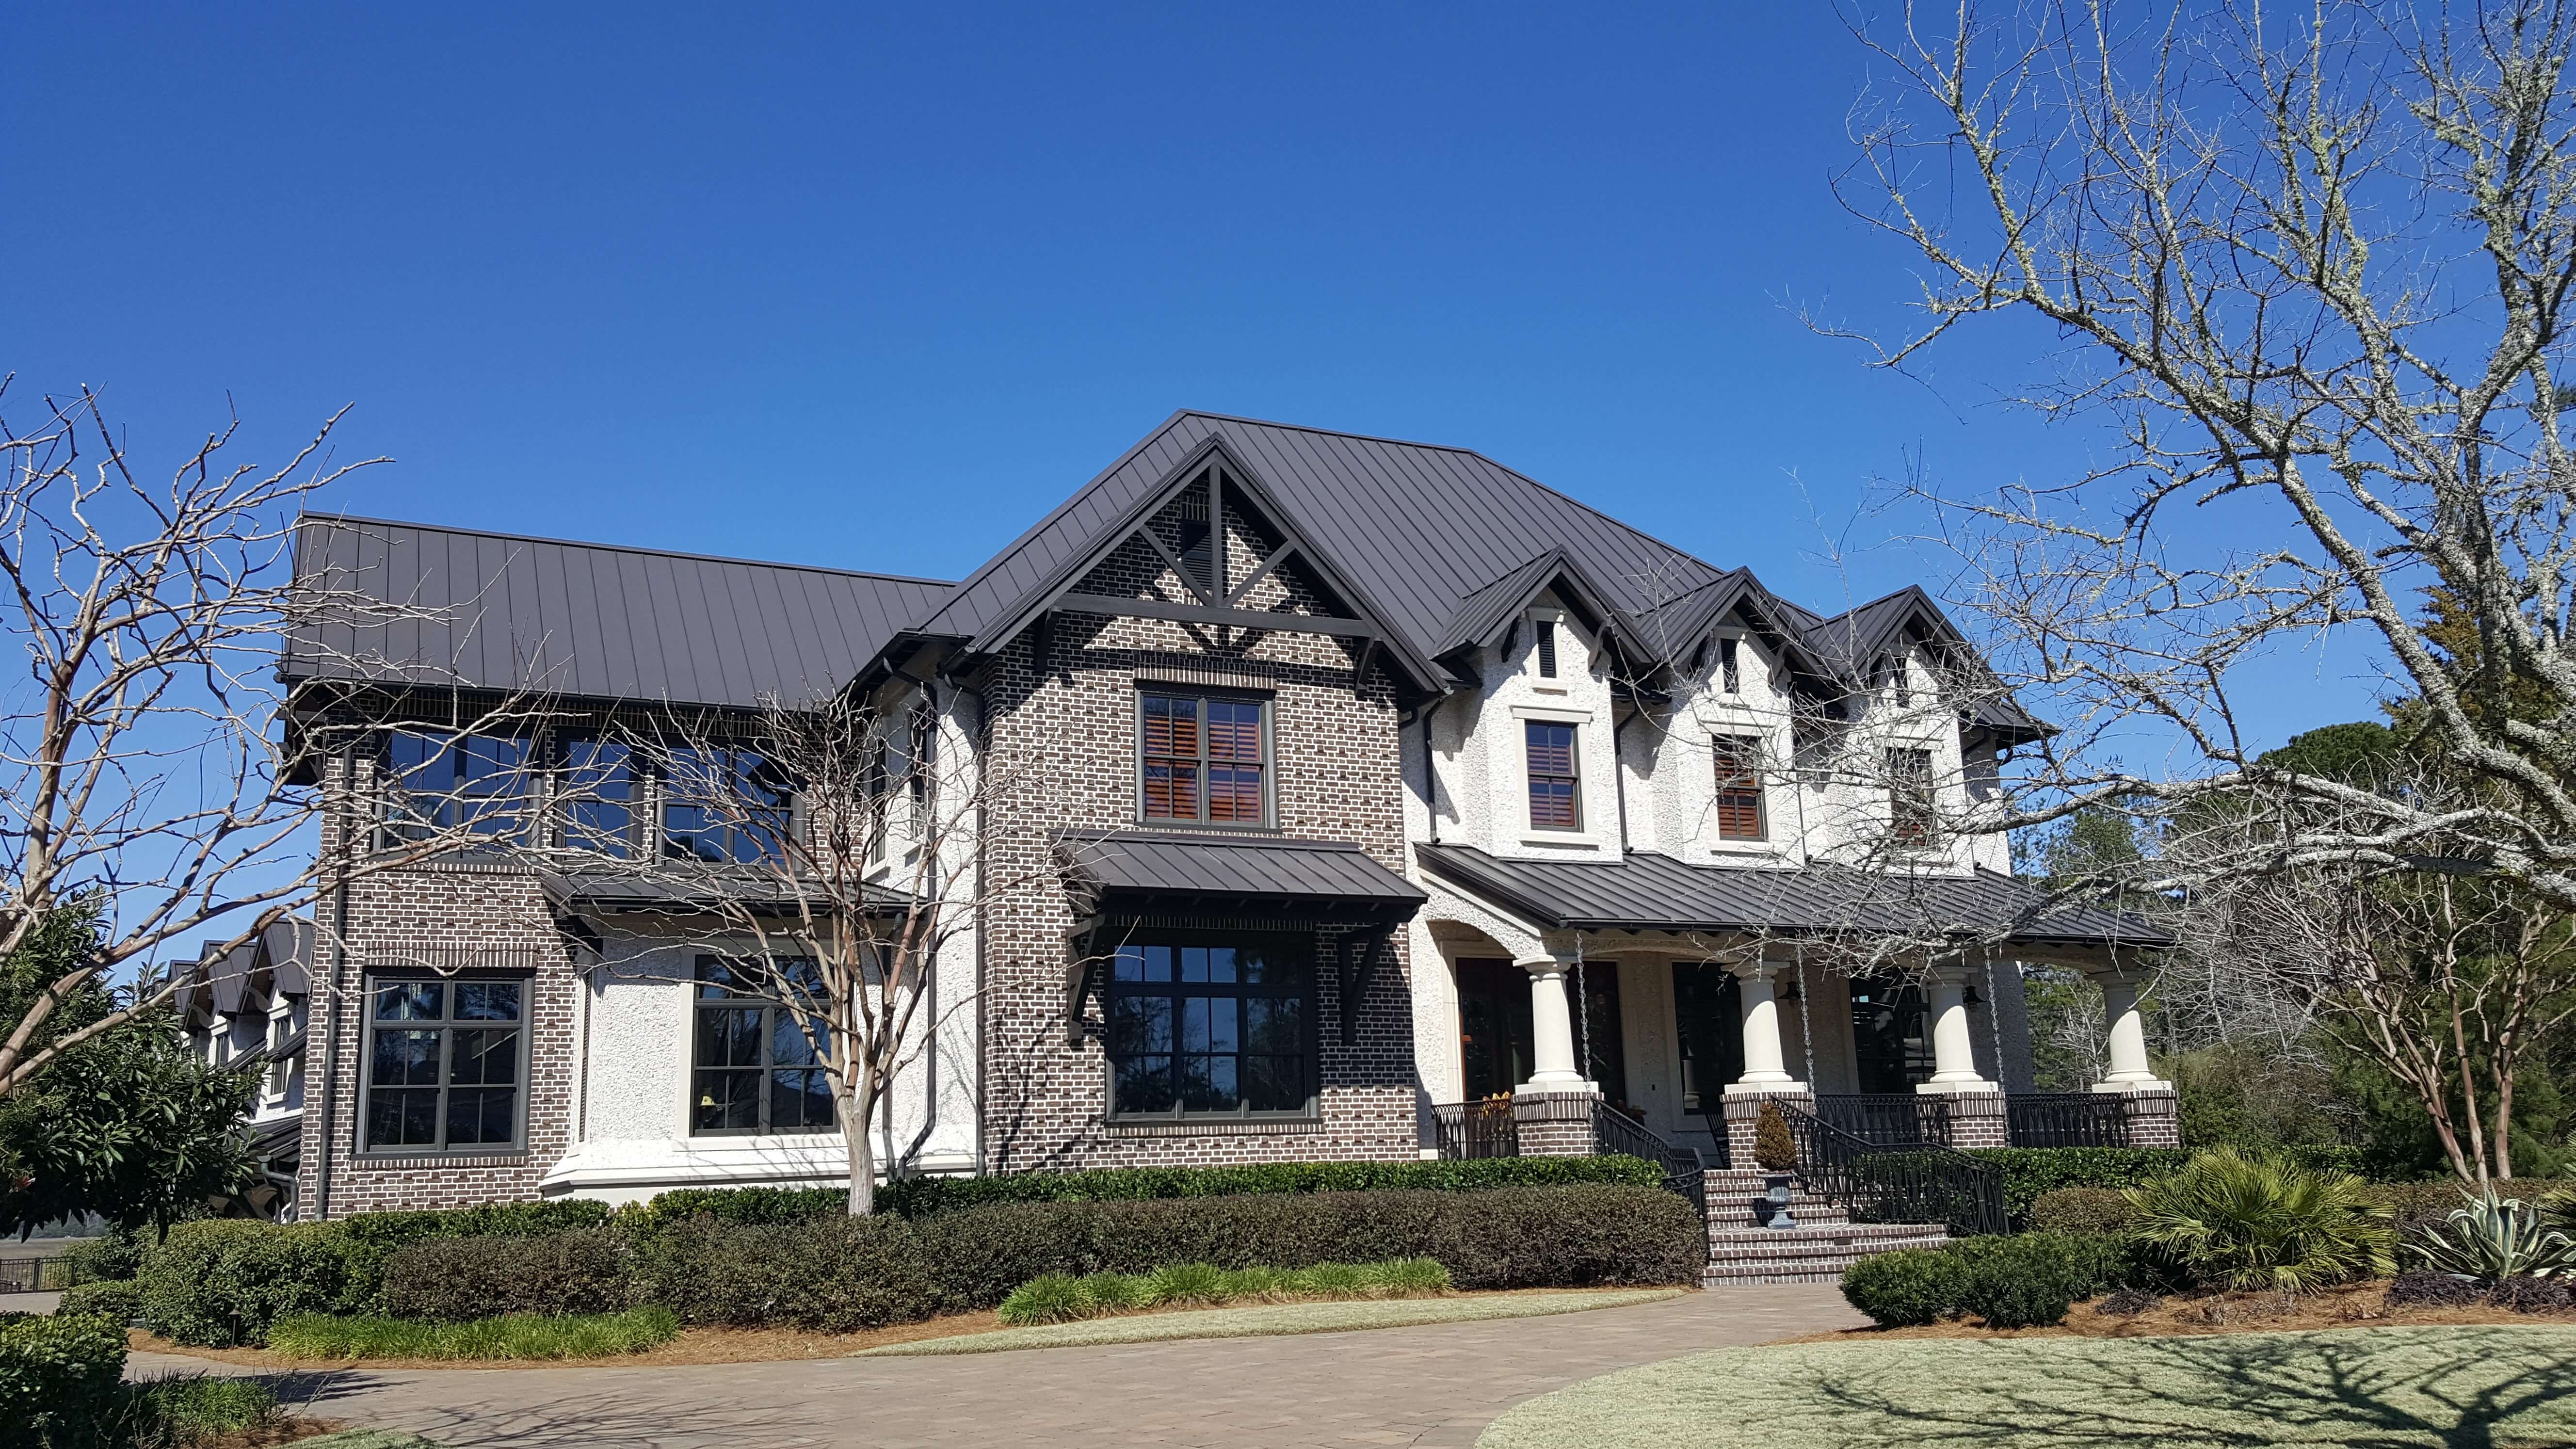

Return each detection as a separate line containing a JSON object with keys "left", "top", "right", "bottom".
{"left": 1414, "top": 842, "right": 2173, "bottom": 951}
{"left": 537, "top": 868, "right": 917, "bottom": 917}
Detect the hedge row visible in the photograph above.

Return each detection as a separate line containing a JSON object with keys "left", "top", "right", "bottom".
{"left": 631, "top": 1156, "right": 1667, "bottom": 1232}
{"left": 0, "top": 1312, "right": 127, "bottom": 1449}
{"left": 2028, "top": 1175, "right": 2576, "bottom": 1238}
{"left": 1962, "top": 1146, "right": 2366, "bottom": 1224}
{"left": 1840, "top": 1233, "right": 2146, "bottom": 1330}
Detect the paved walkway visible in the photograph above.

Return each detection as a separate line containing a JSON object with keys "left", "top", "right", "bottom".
{"left": 129, "top": 1285, "right": 1862, "bottom": 1448}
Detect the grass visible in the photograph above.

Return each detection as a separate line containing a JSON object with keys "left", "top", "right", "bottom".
{"left": 264, "top": 1306, "right": 679, "bottom": 1362}
{"left": 109, "top": 1372, "right": 289, "bottom": 1447}
{"left": 863, "top": 1287, "right": 1686, "bottom": 1356}
{"left": 996, "top": 1257, "right": 1455, "bottom": 1326}
{"left": 1475, "top": 1325, "right": 2576, "bottom": 1448}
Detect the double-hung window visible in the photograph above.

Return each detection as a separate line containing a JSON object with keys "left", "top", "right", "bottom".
{"left": 1139, "top": 692, "right": 1268, "bottom": 826}
{"left": 1886, "top": 747, "right": 1937, "bottom": 847}
{"left": 1712, "top": 735, "right": 1766, "bottom": 841}
{"left": 691, "top": 958, "right": 837, "bottom": 1135}
{"left": 383, "top": 731, "right": 531, "bottom": 845}
{"left": 1525, "top": 721, "right": 1580, "bottom": 832}
{"left": 661, "top": 746, "right": 790, "bottom": 863}
{"left": 558, "top": 733, "right": 636, "bottom": 857}
{"left": 1106, "top": 939, "right": 1313, "bottom": 1119}
{"left": 362, "top": 976, "right": 524, "bottom": 1153}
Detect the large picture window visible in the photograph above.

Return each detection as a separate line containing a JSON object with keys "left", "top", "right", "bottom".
{"left": 383, "top": 731, "right": 531, "bottom": 844}
{"left": 1712, "top": 735, "right": 1766, "bottom": 841}
{"left": 362, "top": 976, "right": 524, "bottom": 1153}
{"left": 691, "top": 959, "right": 837, "bottom": 1135}
{"left": 1525, "top": 721, "right": 1580, "bottom": 831}
{"left": 1106, "top": 938, "right": 1313, "bottom": 1120}
{"left": 1139, "top": 692, "right": 1268, "bottom": 826}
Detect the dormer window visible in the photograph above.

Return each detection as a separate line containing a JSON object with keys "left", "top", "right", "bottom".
{"left": 1719, "top": 637, "right": 1741, "bottom": 694}
{"left": 1535, "top": 619, "right": 1558, "bottom": 678}
{"left": 1712, "top": 735, "right": 1766, "bottom": 841}
{"left": 1526, "top": 721, "right": 1580, "bottom": 831}
{"left": 1887, "top": 747, "right": 1936, "bottom": 847}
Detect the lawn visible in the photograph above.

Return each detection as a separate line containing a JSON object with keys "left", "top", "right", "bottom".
{"left": 1476, "top": 1326, "right": 2576, "bottom": 1448}
{"left": 856, "top": 1287, "right": 1685, "bottom": 1356}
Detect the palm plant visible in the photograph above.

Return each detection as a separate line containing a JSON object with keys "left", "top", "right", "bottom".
{"left": 2125, "top": 1150, "right": 2397, "bottom": 1292}
{"left": 2410, "top": 1189, "right": 2576, "bottom": 1282}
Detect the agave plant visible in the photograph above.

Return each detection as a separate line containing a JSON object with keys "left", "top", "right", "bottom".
{"left": 2409, "top": 1189, "right": 2576, "bottom": 1282}
{"left": 2125, "top": 1150, "right": 2398, "bottom": 1292}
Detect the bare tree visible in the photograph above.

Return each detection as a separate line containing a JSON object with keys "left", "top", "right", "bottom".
{"left": 572, "top": 685, "right": 1075, "bottom": 1213}
{"left": 0, "top": 383, "right": 540, "bottom": 1101}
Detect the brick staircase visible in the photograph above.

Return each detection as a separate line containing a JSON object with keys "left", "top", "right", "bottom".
{"left": 1698, "top": 1167, "right": 1948, "bottom": 1287}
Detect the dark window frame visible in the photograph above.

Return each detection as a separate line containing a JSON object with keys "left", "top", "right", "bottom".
{"left": 1718, "top": 636, "right": 1741, "bottom": 694}
{"left": 1134, "top": 688, "right": 1275, "bottom": 830}
{"left": 659, "top": 744, "right": 793, "bottom": 865}
{"left": 555, "top": 730, "right": 639, "bottom": 858}
{"left": 688, "top": 956, "right": 839, "bottom": 1138}
{"left": 357, "top": 971, "right": 530, "bottom": 1157}
{"left": 1886, "top": 746, "right": 1937, "bottom": 848}
{"left": 1534, "top": 619, "right": 1558, "bottom": 678}
{"left": 379, "top": 729, "right": 535, "bottom": 849}
{"left": 1525, "top": 720, "right": 1582, "bottom": 832}
{"left": 1103, "top": 933, "right": 1319, "bottom": 1123}
{"left": 1711, "top": 734, "right": 1767, "bottom": 842}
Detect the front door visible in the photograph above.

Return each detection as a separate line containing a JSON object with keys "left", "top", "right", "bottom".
{"left": 1850, "top": 977, "right": 1932, "bottom": 1093}
{"left": 1457, "top": 959, "right": 1533, "bottom": 1101}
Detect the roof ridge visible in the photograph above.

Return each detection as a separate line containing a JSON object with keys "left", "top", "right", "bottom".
{"left": 295, "top": 512, "right": 958, "bottom": 588}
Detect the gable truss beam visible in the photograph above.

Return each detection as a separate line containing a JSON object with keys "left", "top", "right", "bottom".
{"left": 1056, "top": 593, "right": 1385, "bottom": 640}
{"left": 1226, "top": 539, "right": 1299, "bottom": 606}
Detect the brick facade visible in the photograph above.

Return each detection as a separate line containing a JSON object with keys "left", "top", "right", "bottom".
{"left": 974, "top": 490, "right": 1420, "bottom": 1170}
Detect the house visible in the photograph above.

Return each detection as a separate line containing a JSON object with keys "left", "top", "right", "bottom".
{"left": 173, "top": 918, "right": 313, "bottom": 1219}
{"left": 279, "top": 411, "right": 2174, "bottom": 1240}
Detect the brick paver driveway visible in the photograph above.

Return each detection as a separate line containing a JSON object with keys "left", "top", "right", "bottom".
{"left": 130, "top": 1284, "right": 1861, "bottom": 1448}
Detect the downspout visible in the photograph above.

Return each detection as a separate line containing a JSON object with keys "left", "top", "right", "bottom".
{"left": 971, "top": 682, "right": 990, "bottom": 1177}
{"left": 1417, "top": 696, "right": 1442, "bottom": 844}
{"left": 1611, "top": 705, "right": 1634, "bottom": 855}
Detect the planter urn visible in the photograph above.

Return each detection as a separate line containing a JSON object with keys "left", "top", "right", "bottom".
{"left": 1761, "top": 1173, "right": 1797, "bottom": 1230}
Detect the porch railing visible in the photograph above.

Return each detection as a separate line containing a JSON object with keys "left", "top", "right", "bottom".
{"left": 1431, "top": 1098, "right": 1519, "bottom": 1159}
{"left": 1813, "top": 1093, "right": 1950, "bottom": 1146}
{"left": 2006, "top": 1092, "right": 2132, "bottom": 1148}
{"left": 1778, "top": 1101, "right": 2008, "bottom": 1238}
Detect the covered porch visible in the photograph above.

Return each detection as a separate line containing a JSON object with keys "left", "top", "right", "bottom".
{"left": 1411, "top": 843, "right": 2178, "bottom": 1167}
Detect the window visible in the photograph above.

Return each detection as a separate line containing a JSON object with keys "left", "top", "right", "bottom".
{"left": 1719, "top": 637, "right": 1741, "bottom": 694}
{"left": 362, "top": 977, "right": 523, "bottom": 1152}
{"left": 1887, "top": 747, "right": 1936, "bottom": 847}
{"left": 691, "top": 958, "right": 837, "bottom": 1135}
{"left": 1525, "top": 721, "right": 1580, "bottom": 831}
{"left": 383, "top": 731, "right": 530, "bottom": 843}
{"left": 1139, "top": 692, "right": 1268, "bottom": 825}
{"left": 1106, "top": 939, "right": 1313, "bottom": 1119}
{"left": 1712, "top": 735, "right": 1766, "bottom": 841}
{"left": 559, "top": 734, "right": 635, "bottom": 857}
{"left": 661, "top": 746, "right": 789, "bottom": 863}
{"left": 1535, "top": 619, "right": 1558, "bottom": 678}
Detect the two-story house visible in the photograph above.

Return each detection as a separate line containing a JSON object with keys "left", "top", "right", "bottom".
{"left": 280, "top": 411, "right": 2174, "bottom": 1225}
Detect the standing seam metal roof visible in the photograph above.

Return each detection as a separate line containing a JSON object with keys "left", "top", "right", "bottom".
{"left": 1061, "top": 831, "right": 1429, "bottom": 907}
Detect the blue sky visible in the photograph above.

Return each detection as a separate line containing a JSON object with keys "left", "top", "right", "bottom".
{"left": 6, "top": 3, "right": 2381, "bottom": 751}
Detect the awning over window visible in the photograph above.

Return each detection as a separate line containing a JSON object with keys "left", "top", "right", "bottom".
{"left": 1058, "top": 831, "right": 1428, "bottom": 915}
{"left": 1414, "top": 842, "right": 2173, "bottom": 951}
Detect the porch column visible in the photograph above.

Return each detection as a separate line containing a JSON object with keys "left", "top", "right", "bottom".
{"left": 2091, "top": 972, "right": 2171, "bottom": 1091}
{"left": 1513, "top": 950, "right": 1600, "bottom": 1156}
{"left": 1729, "top": 961, "right": 1800, "bottom": 1090}
{"left": 1917, "top": 968, "right": 1998, "bottom": 1094}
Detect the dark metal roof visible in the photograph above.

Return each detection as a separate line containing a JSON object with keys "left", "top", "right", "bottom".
{"left": 1415, "top": 843, "right": 2172, "bottom": 948}
{"left": 1061, "top": 831, "right": 1428, "bottom": 911}
{"left": 913, "top": 412, "right": 1730, "bottom": 669}
{"left": 283, "top": 516, "right": 955, "bottom": 710}
{"left": 177, "top": 918, "right": 312, "bottom": 1018}
{"left": 1435, "top": 548, "right": 1627, "bottom": 660}
{"left": 538, "top": 868, "right": 917, "bottom": 916}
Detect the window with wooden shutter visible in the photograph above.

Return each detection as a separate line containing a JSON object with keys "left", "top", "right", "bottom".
{"left": 1526, "top": 721, "right": 1580, "bottom": 831}
{"left": 1712, "top": 735, "right": 1765, "bottom": 841}
{"left": 1140, "top": 692, "right": 1269, "bottom": 826}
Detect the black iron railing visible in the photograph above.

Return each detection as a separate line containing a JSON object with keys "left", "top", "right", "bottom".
{"left": 2006, "top": 1093, "right": 2131, "bottom": 1148}
{"left": 1432, "top": 1098, "right": 1519, "bottom": 1159}
{"left": 1592, "top": 1101, "right": 1709, "bottom": 1264}
{"left": 0, "top": 1256, "right": 75, "bottom": 1293}
{"left": 1779, "top": 1101, "right": 2007, "bottom": 1238}
{"left": 1814, "top": 1093, "right": 1951, "bottom": 1146}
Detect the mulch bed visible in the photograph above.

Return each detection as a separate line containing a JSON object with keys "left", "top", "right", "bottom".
{"left": 1793, "top": 1280, "right": 2576, "bottom": 1343}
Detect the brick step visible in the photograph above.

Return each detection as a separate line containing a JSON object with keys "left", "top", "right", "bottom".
{"left": 1701, "top": 1175, "right": 1851, "bottom": 1228}
{"left": 1702, "top": 1222, "right": 1949, "bottom": 1288}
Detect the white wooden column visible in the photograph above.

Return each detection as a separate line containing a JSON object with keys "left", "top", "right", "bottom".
{"left": 1917, "top": 968, "right": 1998, "bottom": 1094}
{"left": 1517, "top": 953, "right": 1590, "bottom": 1090}
{"left": 1728, "top": 960, "right": 1803, "bottom": 1091}
{"left": 2091, "top": 971, "right": 2172, "bottom": 1091}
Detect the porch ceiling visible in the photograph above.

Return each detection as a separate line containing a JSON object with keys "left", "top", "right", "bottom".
{"left": 1413, "top": 843, "right": 2172, "bottom": 951}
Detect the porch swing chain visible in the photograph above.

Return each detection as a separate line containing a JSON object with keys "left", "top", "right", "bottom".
{"left": 1574, "top": 932, "right": 1589, "bottom": 1088}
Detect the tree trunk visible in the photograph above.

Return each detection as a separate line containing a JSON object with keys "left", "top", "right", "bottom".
{"left": 844, "top": 1075, "right": 878, "bottom": 1215}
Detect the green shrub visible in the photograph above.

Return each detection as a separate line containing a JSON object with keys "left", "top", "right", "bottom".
{"left": 2029, "top": 1187, "right": 2137, "bottom": 1236}
{"left": 996, "top": 1273, "right": 1095, "bottom": 1326}
{"left": 54, "top": 1279, "right": 141, "bottom": 1324}
{"left": 267, "top": 1307, "right": 677, "bottom": 1361}
{"left": 2126, "top": 1150, "right": 2396, "bottom": 1291}
{"left": 629, "top": 1213, "right": 937, "bottom": 1332}
{"left": 1216, "top": 1266, "right": 1291, "bottom": 1300}
{"left": 1839, "top": 1249, "right": 1967, "bottom": 1327}
{"left": 619, "top": 1186, "right": 849, "bottom": 1241}
{"left": 1289, "top": 1261, "right": 1367, "bottom": 1298}
{"left": 1077, "top": 1271, "right": 1149, "bottom": 1311}
{"left": 1144, "top": 1262, "right": 1227, "bottom": 1306}
{"left": 1367, "top": 1257, "right": 1453, "bottom": 1295}
{"left": 1952, "top": 1236, "right": 2084, "bottom": 1328}
{"left": 875, "top": 1156, "right": 1665, "bottom": 1217}
{"left": 381, "top": 1230, "right": 628, "bottom": 1321}
{"left": 0, "top": 1312, "right": 126, "bottom": 1449}
{"left": 2407, "top": 1188, "right": 2576, "bottom": 1282}
{"left": 118, "top": 1372, "right": 285, "bottom": 1442}
{"left": 2377, "top": 1178, "right": 2576, "bottom": 1233}
{"left": 134, "top": 1220, "right": 353, "bottom": 1348}
{"left": 59, "top": 1228, "right": 144, "bottom": 1285}
{"left": 1962, "top": 1146, "right": 2366, "bottom": 1225}
{"left": 331, "top": 1200, "right": 614, "bottom": 1311}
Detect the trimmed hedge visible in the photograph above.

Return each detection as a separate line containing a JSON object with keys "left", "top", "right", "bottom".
{"left": 0, "top": 1312, "right": 127, "bottom": 1449}
{"left": 630, "top": 1157, "right": 1667, "bottom": 1234}
{"left": 52, "top": 1280, "right": 140, "bottom": 1324}
{"left": 382, "top": 1230, "right": 629, "bottom": 1321}
{"left": 2028, "top": 1186, "right": 2136, "bottom": 1235}
{"left": 134, "top": 1220, "right": 352, "bottom": 1348}
{"left": 1840, "top": 1232, "right": 2145, "bottom": 1329}
{"left": 332, "top": 1200, "right": 614, "bottom": 1310}
{"left": 1962, "top": 1147, "right": 2365, "bottom": 1225}
{"left": 636, "top": 1183, "right": 1701, "bottom": 1331}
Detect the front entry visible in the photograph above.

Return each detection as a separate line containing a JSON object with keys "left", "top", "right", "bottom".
{"left": 1850, "top": 976, "right": 1932, "bottom": 1093}
{"left": 1456, "top": 958, "right": 1627, "bottom": 1105}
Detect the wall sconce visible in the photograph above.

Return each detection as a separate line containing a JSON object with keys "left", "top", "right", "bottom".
{"left": 1963, "top": 983, "right": 1983, "bottom": 1007}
